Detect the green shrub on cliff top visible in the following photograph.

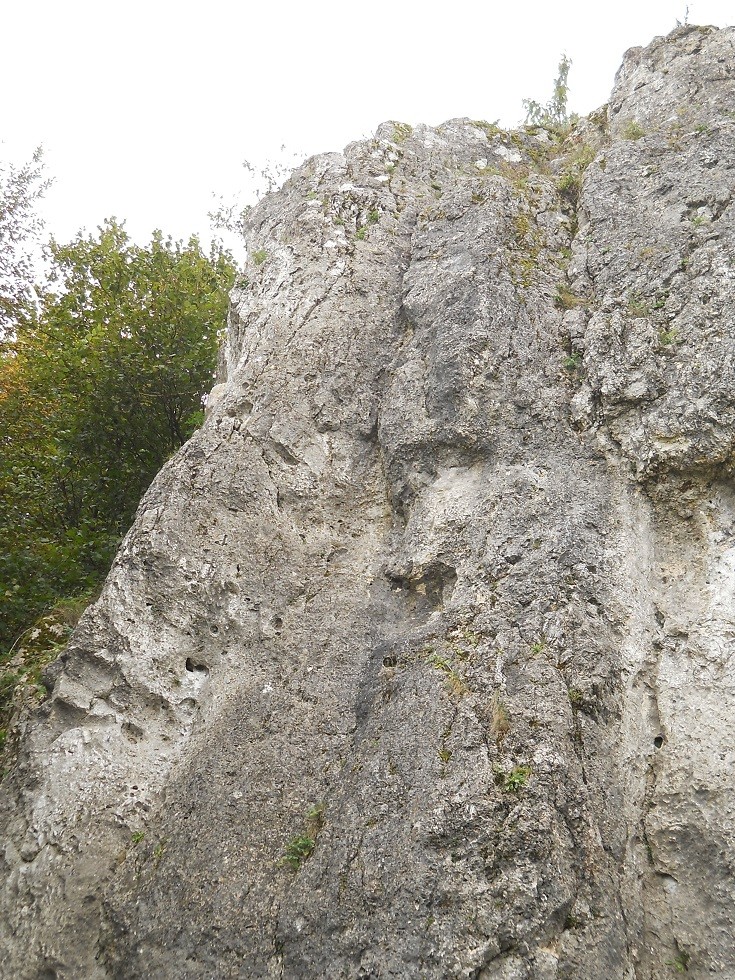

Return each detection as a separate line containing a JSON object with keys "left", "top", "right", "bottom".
{"left": 523, "top": 55, "right": 577, "bottom": 135}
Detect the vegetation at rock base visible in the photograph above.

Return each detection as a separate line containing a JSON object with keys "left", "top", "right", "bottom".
{"left": 0, "top": 593, "right": 96, "bottom": 770}
{"left": 0, "top": 214, "right": 235, "bottom": 745}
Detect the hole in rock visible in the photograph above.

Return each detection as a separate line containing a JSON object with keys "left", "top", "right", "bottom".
{"left": 653, "top": 735, "right": 664, "bottom": 749}
{"left": 384, "top": 560, "right": 458, "bottom": 617}
{"left": 210, "top": 624, "right": 219, "bottom": 635}
{"left": 272, "top": 615, "right": 283, "bottom": 631}
{"left": 122, "top": 720, "right": 144, "bottom": 741}
{"left": 185, "top": 658, "right": 210, "bottom": 676}
{"left": 382, "top": 655, "right": 398, "bottom": 668}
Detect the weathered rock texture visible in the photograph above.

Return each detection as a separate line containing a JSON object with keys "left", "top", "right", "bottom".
{"left": 2, "top": 24, "right": 735, "bottom": 980}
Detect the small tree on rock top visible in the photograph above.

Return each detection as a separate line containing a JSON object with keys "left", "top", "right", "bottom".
{"left": 522, "top": 55, "right": 576, "bottom": 134}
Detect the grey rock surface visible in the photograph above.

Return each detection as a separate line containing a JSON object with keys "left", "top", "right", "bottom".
{"left": 2, "top": 24, "right": 735, "bottom": 980}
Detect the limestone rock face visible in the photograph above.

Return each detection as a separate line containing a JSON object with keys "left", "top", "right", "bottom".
{"left": 2, "top": 25, "right": 735, "bottom": 980}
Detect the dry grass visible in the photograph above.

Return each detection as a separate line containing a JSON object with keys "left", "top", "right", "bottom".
{"left": 491, "top": 692, "right": 510, "bottom": 744}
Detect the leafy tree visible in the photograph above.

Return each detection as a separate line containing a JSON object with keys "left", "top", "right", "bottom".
{"left": 522, "top": 55, "right": 576, "bottom": 133}
{"left": 0, "top": 219, "right": 235, "bottom": 653}
{"left": 0, "top": 147, "right": 50, "bottom": 333}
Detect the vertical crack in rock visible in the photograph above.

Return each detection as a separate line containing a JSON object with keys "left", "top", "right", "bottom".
{"left": 1, "top": 24, "right": 735, "bottom": 980}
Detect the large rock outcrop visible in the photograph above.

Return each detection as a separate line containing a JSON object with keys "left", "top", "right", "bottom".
{"left": 2, "top": 24, "right": 735, "bottom": 979}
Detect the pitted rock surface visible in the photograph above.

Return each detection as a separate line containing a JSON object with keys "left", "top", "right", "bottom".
{"left": 2, "top": 25, "right": 735, "bottom": 980}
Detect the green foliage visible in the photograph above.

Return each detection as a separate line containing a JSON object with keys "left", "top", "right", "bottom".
{"left": 504, "top": 765, "right": 532, "bottom": 792}
{"left": 666, "top": 951, "right": 691, "bottom": 973}
{"left": 621, "top": 120, "right": 646, "bottom": 141}
{"left": 568, "top": 687, "right": 584, "bottom": 707}
{"left": 355, "top": 226, "right": 367, "bottom": 241}
{"left": 279, "top": 802, "right": 325, "bottom": 871}
{"left": 491, "top": 692, "right": 510, "bottom": 743}
{"left": 252, "top": 249, "right": 268, "bottom": 265}
{"left": 131, "top": 831, "right": 146, "bottom": 844}
{"left": 0, "top": 593, "right": 94, "bottom": 770}
{"left": 0, "top": 219, "right": 235, "bottom": 655}
{"left": 627, "top": 294, "right": 650, "bottom": 317}
{"left": 306, "top": 802, "right": 325, "bottom": 830}
{"left": 209, "top": 148, "right": 306, "bottom": 240}
{"left": 390, "top": 122, "right": 413, "bottom": 144}
{"left": 554, "top": 285, "right": 585, "bottom": 310}
{"left": 659, "top": 328, "right": 680, "bottom": 346}
{"left": 523, "top": 56, "right": 576, "bottom": 134}
{"left": 556, "top": 143, "right": 596, "bottom": 207}
{"left": 281, "top": 834, "right": 315, "bottom": 870}
{"left": 425, "top": 651, "right": 468, "bottom": 696}
{"left": 472, "top": 119, "right": 502, "bottom": 140}
{"left": 0, "top": 147, "right": 51, "bottom": 332}
{"left": 152, "top": 840, "right": 167, "bottom": 867}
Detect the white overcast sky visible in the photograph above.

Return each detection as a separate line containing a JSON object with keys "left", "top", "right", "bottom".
{"left": 1, "top": 0, "right": 732, "bottom": 252}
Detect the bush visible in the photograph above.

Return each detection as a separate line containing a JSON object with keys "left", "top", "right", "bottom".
{"left": 523, "top": 56, "right": 577, "bottom": 136}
